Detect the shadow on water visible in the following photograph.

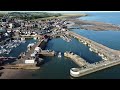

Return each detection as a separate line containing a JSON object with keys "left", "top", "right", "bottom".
{"left": 45, "top": 41, "right": 54, "bottom": 49}
{"left": 37, "top": 54, "right": 55, "bottom": 65}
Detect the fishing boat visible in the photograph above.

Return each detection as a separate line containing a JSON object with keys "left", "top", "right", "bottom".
{"left": 98, "top": 53, "right": 104, "bottom": 57}
{"left": 66, "top": 38, "right": 72, "bottom": 42}
{"left": 0, "top": 50, "right": 2, "bottom": 54}
{"left": 101, "top": 56, "right": 108, "bottom": 60}
{"left": 21, "top": 38, "right": 26, "bottom": 43}
{"left": 89, "top": 48, "right": 93, "bottom": 52}
{"left": 58, "top": 52, "right": 62, "bottom": 58}
{"left": 83, "top": 42, "right": 87, "bottom": 45}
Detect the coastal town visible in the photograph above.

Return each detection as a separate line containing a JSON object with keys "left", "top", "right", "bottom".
{"left": 0, "top": 13, "right": 70, "bottom": 63}
{"left": 0, "top": 12, "right": 120, "bottom": 79}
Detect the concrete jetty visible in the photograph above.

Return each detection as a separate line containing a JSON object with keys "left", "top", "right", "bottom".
{"left": 64, "top": 51, "right": 89, "bottom": 67}
{"left": 39, "top": 50, "right": 55, "bottom": 56}
{"left": 64, "top": 31, "right": 120, "bottom": 77}
{"left": 70, "top": 59, "right": 120, "bottom": 77}
{"left": 16, "top": 39, "right": 44, "bottom": 64}
{"left": 5, "top": 37, "right": 55, "bottom": 70}
{"left": 68, "top": 31, "right": 120, "bottom": 61}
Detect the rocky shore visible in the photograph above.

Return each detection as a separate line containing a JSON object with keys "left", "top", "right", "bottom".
{"left": 67, "top": 16, "right": 120, "bottom": 31}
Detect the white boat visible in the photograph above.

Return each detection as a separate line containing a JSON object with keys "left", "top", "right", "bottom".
{"left": 0, "top": 50, "right": 2, "bottom": 54}
{"left": 21, "top": 40, "right": 26, "bottom": 43}
{"left": 1, "top": 46, "right": 4, "bottom": 49}
{"left": 102, "top": 56, "right": 108, "bottom": 60}
{"left": 88, "top": 44, "right": 91, "bottom": 47}
{"left": 34, "top": 37, "right": 37, "bottom": 40}
{"left": 66, "top": 39, "right": 70, "bottom": 42}
{"left": 21, "top": 38, "right": 25, "bottom": 41}
{"left": 58, "top": 52, "right": 62, "bottom": 58}
{"left": 20, "top": 39, "right": 26, "bottom": 43}
{"left": 81, "top": 40, "right": 83, "bottom": 43}
{"left": 89, "top": 48, "right": 93, "bottom": 52}
{"left": 83, "top": 42, "right": 87, "bottom": 45}
{"left": 98, "top": 53, "right": 104, "bottom": 57}
{"left": 98, "top": 53, "right": 101, "bottom": 56}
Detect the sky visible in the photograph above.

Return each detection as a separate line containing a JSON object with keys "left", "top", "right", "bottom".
{"left": 0, "top": 11, "right": 120, "bottom": 14}
{"left": 0, "top": 11, "right": 83, "bottom": 13}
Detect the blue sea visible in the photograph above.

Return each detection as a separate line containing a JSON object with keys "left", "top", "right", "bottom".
{"left": 79, "top": 12, "right": 120, "bottom": 25}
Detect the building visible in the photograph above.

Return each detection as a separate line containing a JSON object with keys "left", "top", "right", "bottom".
{"left": 0, "top": 28, "right": 7, "bottom": 41}
{"left": 9, "top": 23, "right": 13, "bottom": 29}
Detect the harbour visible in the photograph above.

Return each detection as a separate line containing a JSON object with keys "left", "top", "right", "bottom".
{"left": 24, "top": 30, "right": 119, "bottom": 78}
{"left": 1, "top": 12, "right": 120, "bottom": 79}
{"left": 1, "top": 29, "right": 120, "bottom": 79}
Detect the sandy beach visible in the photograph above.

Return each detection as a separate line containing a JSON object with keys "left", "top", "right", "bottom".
{"left": 0, "top": 69, "right": 35, "bottom": 79}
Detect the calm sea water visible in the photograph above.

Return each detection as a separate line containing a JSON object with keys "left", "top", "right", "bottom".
{"left": 73, "top": 29, "right": 120, "bottom": 50}
{"left": 23, "top": 38, "right": 101, "bottom": 79}
{"left": 79, "top": 12, "right": 120, "bottom": 25}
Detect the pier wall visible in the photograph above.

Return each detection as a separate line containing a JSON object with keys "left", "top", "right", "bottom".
{"left": 71, "top": 59, "right": 120, "bottom": 77}
{"left": 64, "top": 31, "right": 120, "bottom": 77}
{"left": 39, "top": 50, "right": 55, "bottom": 56}
{"left": 64, "top": 52, "right": 88, "bottom": 67}
{"left": 68, "top": 31, "right": 120, "bottom": 60}
{"left": 38, "top": 40, "right": 48, "bottom": 50}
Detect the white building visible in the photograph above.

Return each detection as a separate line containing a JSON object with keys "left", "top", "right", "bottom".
{"left": 34, "top": 47, "right": 41, "bottom": 52}
{"left": 9, "top": 23, "right": 13, "bottom": 29}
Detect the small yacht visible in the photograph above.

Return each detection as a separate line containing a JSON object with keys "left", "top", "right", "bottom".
{"left": 0, "top": 50, "right": 2, "bottom": 54}
{"left": 83, "top": 42, "right": 87, "bottom": 45}
{"left": 58, "top": 52, "right": 62, "bottom": 58}
{"left": 66, "top": 38, "right": 71, "bottom": 42}
{"left": 20, "top": 38, "right": 26, "bottom": 43}
{"left": 66, "top": 39, "right": 70, "bottom": 42}
{"left": 0, "top": 46, "right": 4, "bottom": 49}
{"left": 6, "top": 49, "right": 12, "bottom": 54}
{"left": 89, "top": 48, "right": 93, "bottom": 52}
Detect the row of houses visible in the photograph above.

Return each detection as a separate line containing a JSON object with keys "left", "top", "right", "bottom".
{"left": 0, "top": 16, "right": 70, "bottom": 42}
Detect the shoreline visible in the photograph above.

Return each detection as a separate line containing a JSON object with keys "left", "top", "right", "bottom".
{"left": 66, "top": 15, "right": 120, "bottom": 31}
{"left": 0, "top": 69, "right": 36, "bottom": 79}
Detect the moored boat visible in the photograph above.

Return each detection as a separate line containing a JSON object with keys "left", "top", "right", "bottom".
{"left": 58, "top": 52, "right": 62, "bottom": 58}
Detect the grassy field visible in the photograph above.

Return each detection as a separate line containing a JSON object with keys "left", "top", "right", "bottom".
{"left": 0, "top": 12, "right": 87, "bottom": 21}
{"left": 32, "top": 13, "right": 87, "bottom": 21}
